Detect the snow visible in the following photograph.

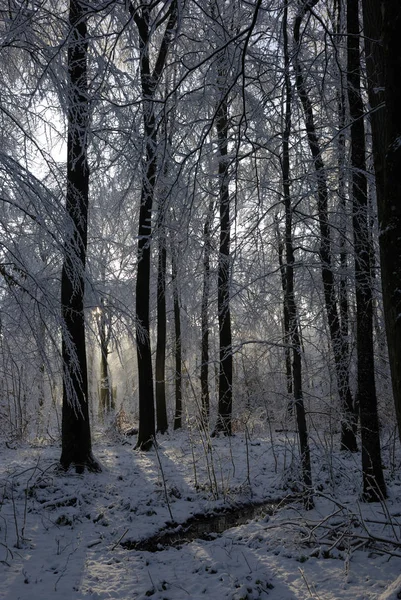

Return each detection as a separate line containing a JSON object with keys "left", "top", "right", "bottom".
{"left": 1, "top": 429, "right": 401, "bottom": 600}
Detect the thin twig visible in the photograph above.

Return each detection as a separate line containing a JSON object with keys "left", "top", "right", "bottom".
{"left": 112, "top": 529, "right": 129, "bottom": 551}
{"left": 153, "top": 438, "right": 174, "bottom": 522}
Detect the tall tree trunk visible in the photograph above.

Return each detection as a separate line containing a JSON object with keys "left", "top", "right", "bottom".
{"left": 155, "top": 206, "right": 168, "bottom": 434}
{"left": 283, "top": 0, "right": 313, "bottom": 507}
{"left": 134, "top": 6, "right": 156, "bottom": 449}
{"left": 334, "top": 0, "right": 354, "bottom": 432}
{"left": 361, "top": 0, "right": 386, "bottom": 219}
{"left": 363, "top": 0, "right": 401, "bottom": 445}
{"left": 133, "top": 1, "right": 177, "bottom": 450}
{"left": 36, "top": 313, "right": 46, "bottom": 439}
{"left": 172, "top": 248, "right": 182, "bottom": 430}
{"left": 382, "top": 0, "right": 401, "bottom": 445}
{"left": 156, "top": 84, "right": 176, "bottom": 435}
{"left": 214, "top": 86, "right": 233, "bottom": 436}
{"left": 60, "top": 0, "right": 99, "bottom": 473}
{"left": 276, "top": 221, "right": 293, "bottom": 404}
{"left": 200, "top": 200, "right": 214, "bottom": 426}
{"left": 98, "top": 299, "right": 112, "bottom": 421}
{"left": 99, "top": 340, "right": 110, "bottom": 418}
{"left": 347, "top": 0, "right": 386, "bottom": 500}
{"left": 293, "top": 0, "right": 357, "bottom": 452}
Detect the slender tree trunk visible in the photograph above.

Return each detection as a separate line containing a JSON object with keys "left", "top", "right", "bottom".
{"left": 36, "top": 314, "right": 46, "bottom": 438}
{"left": 276, "top": 221, "right": 293, "bottom": 405}
{"left": 214, "top": 88, "right": 233, "bottom": 436}
{"left": 334, "top": 0, "right": 355, "bottom": 433}
{"left": 37, "top": 363, "right": 45, "bottom": 438}
{"left": 172, "top": 248, "right": 182, "bottom": 430}
{"left": 156, "top": 84, "right": 176, "bottom": 435}
{"left": 347, "top": 0, "right": 386, "bottom": 500}
{"left": 99, "top": 341, "right": 110, "bottom": 419}
{"left": 60, "top": 0, "right": 100, "bottom": 473}
{"left": 98, "top": 300, "right": 112, "bottom": 421}
{"left": 200, "top": 199, "right": 214, "bottom": 426}
{"left": 155, "top": 207, "right": 168, "bottom": 434}
{"left": 283, "top": 1, "right": 313, "bottom": 507}
{"left": 133, "top": 2, "right": 177, "bottom": 450}
{"left": 293, "top": 1, "right": 357, "bottom": 452}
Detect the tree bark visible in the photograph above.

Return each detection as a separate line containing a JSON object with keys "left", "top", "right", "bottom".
{"left": 60, "top": 0, "right": 100, "bottom": 473}
{"left": 134, "top": 5, "right": 156, "bottom": 449}
{"left": 334, "top": 0, "right": 354, "bottom": 434}
{"left": 214, "top": 83, "right": 233, "bottom": 436}
{"left": 155, "top": 204, "right": 168, "bottom": 434}
{"left": 133, "top": 1, "right": 177, "bottom": 450}
{"left": 200, "top": 200, "right": 214, "bottom": 426}
{"left": 381, "top": 0, "right": 401, "bottom": 446}
{"left": 98, "top": 299, "right": 113, "bottom": 421}
{"left": 172, "top": 248, "right": 182, "bottom": 430}
{"left": 293, "top": 0, "right": 357, "bottom": 452}
{"left": 283, "top": 1, "right": 313, "bottom": 507}
{"left": 276, "top": 222, "right": 293, "bottom": 404}
{"left": 347, "top": 0, "right": 386, "bottom": 500}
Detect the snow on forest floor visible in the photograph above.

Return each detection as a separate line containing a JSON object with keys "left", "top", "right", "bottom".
{"left": 1, "top": 426, "right": 401, "bottom": 600}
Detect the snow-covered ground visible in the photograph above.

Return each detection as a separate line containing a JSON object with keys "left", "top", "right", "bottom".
{"left": 1, "top": 426, "right": 401, "bottom": 599}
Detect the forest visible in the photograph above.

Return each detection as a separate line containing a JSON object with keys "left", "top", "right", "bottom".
{"left": 1, "top": 0, "right": 401, "bottom": 598}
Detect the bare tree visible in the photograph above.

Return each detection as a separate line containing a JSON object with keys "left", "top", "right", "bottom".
{"left": 155, "top": 183, "right": 168, "bottom": 434}
{"left": 293, "top": 0, "right": 357, "bottom": 453}
{"left": 362, "top": 0, "right": 401, "bottom": 445}
{"left": 282, "top": 0, "right": 313, "bottom": 507}
{"left": 131, "top": 0, "right": 178, "bottom": 450}
{"left": 214, "top": 68, "right": 233, "bottom": 437}
{"left": 200, "top": 199, "right": 214, "bottom": 426}
{"left": 172, "top": 246, "right": 182, "bottom": 430}
{"left": 381, "top": 0, "right": 401, "bottom": 445}
{"left": 96, "top": 298, "right": 113, "bottom": 421}
{"left": 60, "top": 0, "right": 100, "bottom": 473}
{"left": 347, "top": 0, "right": 386, "bottom": 500}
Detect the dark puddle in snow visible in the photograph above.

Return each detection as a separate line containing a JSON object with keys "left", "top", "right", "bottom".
{"left": 121, "top": 496, "right": 297, "bottom": 552}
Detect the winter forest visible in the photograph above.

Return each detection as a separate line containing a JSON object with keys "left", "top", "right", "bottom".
{"left": 1, "top": 0, "right": 401, "bottom": 598}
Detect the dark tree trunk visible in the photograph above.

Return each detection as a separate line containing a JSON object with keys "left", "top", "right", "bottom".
{"left": 361, "top": 0, "right": 386, "bottom": 209}
{"left": 156, "top": 95, "right": 176, "bottom": 435}
{"left": 276, "top": 223, "right": 293, "bottom": 404}
{"left": 98, "top": 300, "right": 112, "bottom": 421}
{"left": 334, "top": 0, "right": 354, "bottom": 434}
{"left": 134, "top": 6, "right": 156, "bottom": 449}
{"left": 282, "top": 1, "right": 313, "bottom": 507}
{"left": 200, "top": 200, "right": 214, "bottom": 426}
{"left": 347, "top": 0, "right": 386, "bottom": 500}
{"left": 363, "top": 0, "right": 401, "bottom": 446}
{"left": 133, "top": 1, "right": 177, "bottom": 450}
{"left": 155, "top": 209, "right": 168, "bottom": 434}
{"left": 172, "top": 249, "right": 182, "bottom": 430}
{"left": 293, "top": 1, "right": 358, "bottom": 453}
{"left": 381, "top": 0, "right": 401, "bottom": 446}
{"left": 36, "top": 317, "right": 46, "bottom": 438}
{"left": 214, "top": 88, "right": 233, "bottom": 437}
{"left": 60, "top": 0, "right": 100, "bottom": 473}
{"left": 99, "top": 342, "right": 110, "bottom": 418}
